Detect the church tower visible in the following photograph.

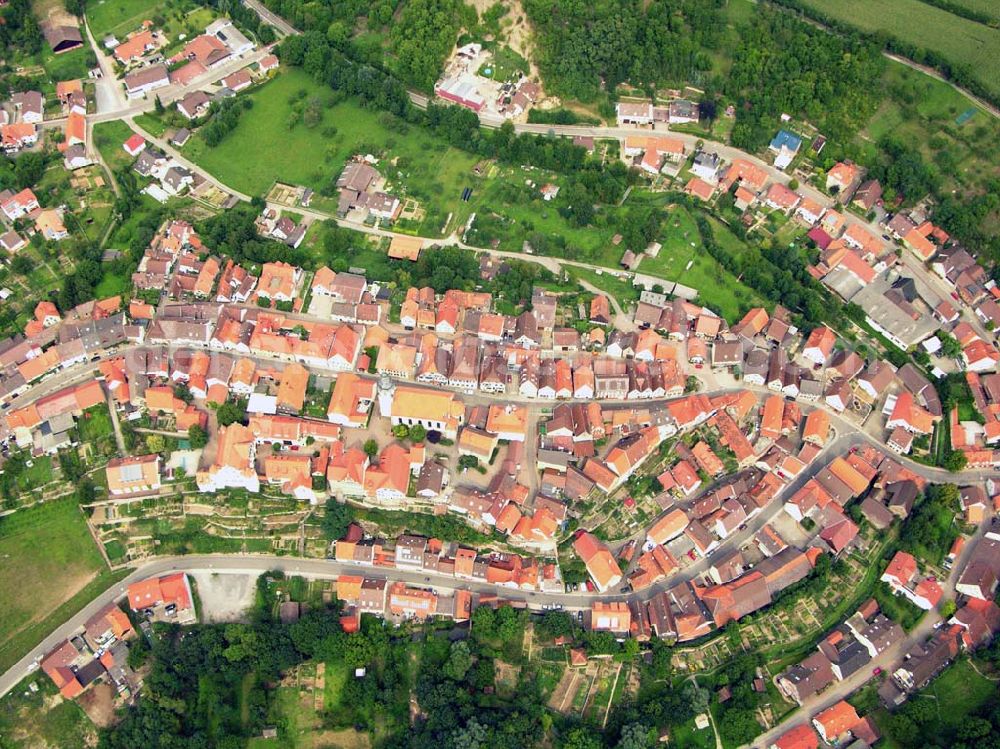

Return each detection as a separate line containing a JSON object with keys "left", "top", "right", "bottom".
{"left": 377, "top": 372, "right": 396, "bottom": 418}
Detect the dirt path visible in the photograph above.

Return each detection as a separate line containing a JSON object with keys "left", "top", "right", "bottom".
{"left": 105, "top": 387, "right": 127, "bottom": 454}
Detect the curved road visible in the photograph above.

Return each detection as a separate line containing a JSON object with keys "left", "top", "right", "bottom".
{"left": 12, "top": 6, "right": 997, "bottom": 740}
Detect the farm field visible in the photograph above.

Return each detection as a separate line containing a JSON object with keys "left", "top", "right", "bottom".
{"left": 799, "top": 0, "right": 1000, "bottom": 99}
{"left": 181, "top": 69, "right": 480, "bottom": 235}
{"left": 940, "top": 0, "right": 1000, "bottom": 23}
{"left": 0, "top": 500, "right": 108, "bottom": 673}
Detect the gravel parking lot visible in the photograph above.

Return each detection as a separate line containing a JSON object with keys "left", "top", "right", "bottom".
{"left": 190, "top": 571, "right": 257, "bottom": 622}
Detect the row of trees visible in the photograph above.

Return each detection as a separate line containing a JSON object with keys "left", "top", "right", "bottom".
{"left": 200, "top": 98, "right": 253, "bottom": 148}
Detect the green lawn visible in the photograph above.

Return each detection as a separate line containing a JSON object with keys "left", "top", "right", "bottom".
{"left": 874, "top": 658, "right": 997, "bottom": 746}
{"left": 323, "top": 659, "right": 349, "bottom": 709}
{"left": 95, "top": 271, "right": 128, "bottom": 298}
{"left": 925, "top": 658, "right": 996, "bottom": 727}
{"left": 77, "top": 404, "right": 115, "bottom": 442}
{"left": 86, "top": 0, "right": 216, "bottom": 47}
{"left": 636, "top": 207, "right": 762, "bottom": 320}
{"left": 477, "top": 45, "right": 529, "bottom": 83}
{"left": 182, "top": 68, "right": 480, "bottom": 235}
{"left": 133, "top": 111, "right": 169, "bottom": 137}
{"left": 567, "top": 266, "right": 640, "bottom": 307}
{"left": 86, "top": 0, "right": 159, "bottom": 37}
{"left": 93, "top": 119, "right": 142, "bottom": 173}
{"left": 861, "top": 61, "right": 1000, "bottom": 206}
{"left": 40, "top": 46, "right": 92, "bottom": 85}
{"left": 800, "top": 0, "right": 1000, "bottom": 99}
{"left": 670, "top": 717, "right": 716, "bottom": 749}
{"left": 14, "top": 455, "right": 54, "bottom": 492}
{"left": 0, "top": 500, "right": 110, "bottom": 673}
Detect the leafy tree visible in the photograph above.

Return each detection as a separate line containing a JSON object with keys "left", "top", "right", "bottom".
{"left": 145, "top": 434, "right": 165, "bottom": 453}
{"left": 443, "top": 640, "right": 472, "bottom": 680}
{"left": 559, "top": 727, "right": 602, "bottom": 749}
{"left": 216, "top": 399, "right": 247, "bottom": 426}
{"left": 343, "top": 632, "right": 375, "bottom": 667}
{"left": 472, "top": 605, "right": 496, "bottom": 640}
{"left": 681, "top": 679, "right": 710, "bottom": 715}
{"left": 321, "top": 498, "right": 355, "bottom": 540}
{"left": 496, "top": 605, "right": 524, "bottom": 643}
{"left": 75, "top": 479, "right": 96, "bottom": 505}
{"left": 718, "top": 708, "right": 761, "bottom": 746}
{"left": 536, "top": 610, "right": 575, "bottom": 641}
{"left": 363, "top": 438, "right": 379, "bottom": 458}
{"left": 58, "top": 449, "right": 85, "bottom": 482}
{"left": 188, "top": 424, "right": 209, "bottom": 449}
{"left": 944, "top": 450, "right": 968, "bottom": 472}
{"left": 452, "top": 718, "right": 491, "bottom": 749}
{"left": 938, "top": 333, "right": 962, "bottom": 358}
{"left": 14, "top": 151, "right": 48, "bottom": 189}
{"left": 615, "top": 723, "right": 653, "bottom": 749}
{"left": 409, "top": 424, "right": 427, "bottom": 442}
{"left": 392, "top": 424, "right": 410, "bottom": 440}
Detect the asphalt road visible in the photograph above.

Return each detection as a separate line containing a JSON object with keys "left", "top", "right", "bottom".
{"left": 0, "top": 553, "right": 602, "bottom": 700}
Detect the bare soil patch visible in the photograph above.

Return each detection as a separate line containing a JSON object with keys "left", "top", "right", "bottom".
{"left": 78, "top": 683, "right": 117, "bottom": 728}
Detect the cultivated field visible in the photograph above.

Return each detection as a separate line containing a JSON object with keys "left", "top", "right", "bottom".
{"left": 942, "top": 0, "right": 1000, "bottom": 23}
{"left": 0, "top": 500, "right": 106, "bottom": 672}
{"left": 800, "top": 0, "right": 1000, "bottom": 99}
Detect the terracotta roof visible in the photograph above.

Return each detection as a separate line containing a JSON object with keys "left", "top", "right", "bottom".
{"left": 772, "top": 723, "right": 819, "bottom": 749}
{"left": 388, "top": 235, "right": 423, "bottom": 261}
{"left": 106, "top": 454, "right": 159, "bottom": 494}
{"left": 813, "top": 700, "right": 860, "bottom": 740}
{"left": 685, "top": 177, "right": 714, "bottom": 201}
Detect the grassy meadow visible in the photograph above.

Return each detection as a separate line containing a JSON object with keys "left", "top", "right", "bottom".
{"left": 86, "top": 0, "right": 217, "bottom": 47}
{"left": 181, "top": 68, "right": 480, "bottom": 235}
{"left": 860, "top": 61, "right": 1000, "bottom": 207}
{"left": 0, "top": 500, "right": 108, "bottom": 673}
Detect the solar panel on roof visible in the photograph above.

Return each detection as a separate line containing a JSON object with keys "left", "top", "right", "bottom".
{"left": 119, "top": 463, "right": 143, "bottom": 482}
